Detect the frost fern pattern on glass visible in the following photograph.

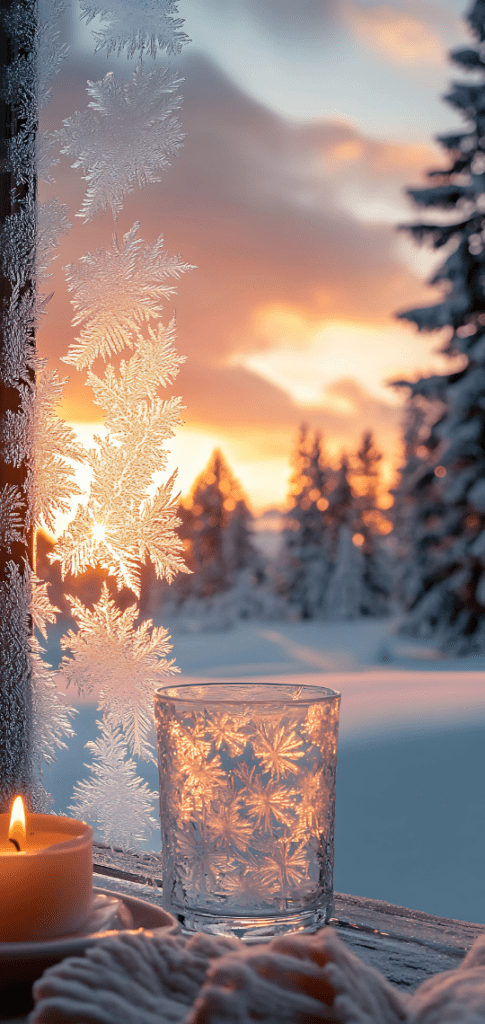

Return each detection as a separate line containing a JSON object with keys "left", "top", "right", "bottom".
{"left": 69, "top": 719, "right": 158, "bottom": 849}
{"left": 79, "top": 0, "right": 190, "bottom": 59}
{"left": 157, "top": 700, "right": 339, "bottom": 914}
{"left": 0, "top": 0, "right": 81, "bottom": 811}
{"left": 55, "top": 0, "right": 191, "bottom": 848}
{"left": 58, "top": 68, "right": 185, "bottom": 222}
{"left": 1, "top": 0, "right": 189, "bottom": 828}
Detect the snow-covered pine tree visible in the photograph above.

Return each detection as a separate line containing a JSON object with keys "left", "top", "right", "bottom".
{"left": 276, "top": 425, "right": 332, "bottom": 619}
{"left": 350, "top": 431, "right": 390, "bottom": 616}
{"left": 325, "top": 452, "right": 354, "bottom": 558}
{"left": 391, "top": 395, "right": 437, "bottom": 609}
{"left": 352, "top": 431, "right": 382, "bottom": 509}
{"left": 320, "top": 452, "right": 362, "bottom": 618}
{"left": 176, "top": 448, "right": 260, "bottom": 600}
{"left": 394, "top": 0, "right": 485, "bottom": 650}
{"left": 325, "top": 524, "right": 365, "bottom": 621}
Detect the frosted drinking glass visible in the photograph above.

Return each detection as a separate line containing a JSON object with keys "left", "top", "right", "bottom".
{"left": 155, "top": 680, "right": 340, "bottom": 939}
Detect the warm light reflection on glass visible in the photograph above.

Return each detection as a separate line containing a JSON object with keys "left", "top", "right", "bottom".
{"left": 91, "top": 522, "right": 106, "bottom": 543}
{"left": 155, "top": 684, "right": 340, "bottom": 925}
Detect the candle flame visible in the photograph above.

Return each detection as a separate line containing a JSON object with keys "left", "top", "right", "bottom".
{"left": 9, "top": 796, "right": 26, "bottom": 850}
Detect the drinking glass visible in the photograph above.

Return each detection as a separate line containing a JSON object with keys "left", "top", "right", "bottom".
{"left": 155, "top": 680, "right": 340, "bottom": 939}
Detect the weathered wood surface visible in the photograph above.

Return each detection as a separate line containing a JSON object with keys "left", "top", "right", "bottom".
{"left": 92, "top": 843, "right": 485, "bottom": 992}
{"left": 330, "top": 892, "right": 485, "bottom": 991}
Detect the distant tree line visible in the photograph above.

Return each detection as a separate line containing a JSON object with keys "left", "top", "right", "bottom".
{"left": 35, "top": 398, "right": 485, "bottom": 652}
{"left": 274, "top": 426, "right": 392, "bottom": 621}
{"left": 136, "top": 428, "right": 393, "bottom": 626}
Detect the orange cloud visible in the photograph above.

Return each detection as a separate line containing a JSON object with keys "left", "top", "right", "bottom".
{"left": 39, "top": 50, "right": 444, "bottom": 507}
{"left": 302, "top": 118, "right": 440, "bottom": 184}
{"left": 41, "top": 52, "right": 442, "bottom": 369}
{"left": 343, "top": 3, "right": 445, "bottom": 64}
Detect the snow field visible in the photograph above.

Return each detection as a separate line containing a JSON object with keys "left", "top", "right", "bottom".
{"left": 42, "top": 617, "right": 485, "bottom": 924}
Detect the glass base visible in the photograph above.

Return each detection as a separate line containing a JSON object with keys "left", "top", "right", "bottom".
{"left": 173, "top": 899, "right": 334, "bottom": 941}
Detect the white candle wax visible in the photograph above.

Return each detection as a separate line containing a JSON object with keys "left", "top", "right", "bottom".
{"left": 0, "top": 804, "right": 93, "bottom": 942}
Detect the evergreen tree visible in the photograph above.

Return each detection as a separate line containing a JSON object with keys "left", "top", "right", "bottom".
{"left": 177, "top": 449, "right": 260, "bottom": 599}
{"left": 350, "top": 431, "right": 390, "bottom": 615}
{"left": 325, "top": 453, "right": 354, "bottom": 559}
{"left": 353, "top": 431, "right": 382, "bottom": 510}
{"left": 394, "top": 0, "right": 485, "bottom": 650}
{"left": 322, "top": 444, "right": 390, "bottom": 618}
{"left": 325, "top": 525, "right": 365, "bottom": 620}
{"left": 391, "top": 396, "right": 436, "bottom": 608}
{"left": 277, "top": 426, "right": 332, "bottom": 619}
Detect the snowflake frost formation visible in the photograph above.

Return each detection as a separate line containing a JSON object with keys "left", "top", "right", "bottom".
{"left": 31, "top": 370, "right": 85, "bottom": 533}
{"left": 37, "top": 0, "right": 70, "bottom": 108}
{"left": 31, "top": 574, "right": 59, "bottom": 641}
{"left": 0, "top": 279, "right": 37, "bottom": 388}
{"left": 6, "top": 0, "right": 192, "bottom": 845}
{"left": 70, "top": 718, "right": 159, "bottom": 849}
{"left": 52, "top": 322, "right": 188, "bottom": 593}
{"left": 61, "top": 585, "right": 177, "bottom": 761}
{"left": 37, "top": 200, "right": 72, "bottom": 281}
{"left": 0, "top": 485, "right": 25, "bottom": 548}
{"left": 0, "top": 370, "right": 84, "bottom": 535}
{"left": 31, "top": 640, "right": 76, "bottom": 772}
{"left": 58, "top": 68, "right": 185, "bottom": 221}
{"left": 0, "top": 197, "right": 36, "bottom": 288}
{"left": 63, "top": 224, "right": 192, "bottom": 369}
{"left": 79, "top": 0, "right": 190, "bottom": 58}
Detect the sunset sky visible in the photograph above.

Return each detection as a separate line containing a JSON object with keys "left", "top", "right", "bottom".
{"left": 40, "top": 0, "right": 474, "bottom": 513}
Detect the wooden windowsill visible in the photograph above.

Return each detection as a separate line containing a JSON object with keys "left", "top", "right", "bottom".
{"left": 93, "top": 842, "right": 485, "bottom": 992}
{"left": 3, "top": 846, "right": 483, "bottom": 1022}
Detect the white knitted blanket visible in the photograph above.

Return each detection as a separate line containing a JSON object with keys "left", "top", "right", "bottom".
{"left": 28, "top": 924, "right": 485, "bottom": 1024}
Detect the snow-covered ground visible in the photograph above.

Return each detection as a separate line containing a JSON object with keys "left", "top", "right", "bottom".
{"left": 42, "top": 616, "right": 485, "bottom": 926}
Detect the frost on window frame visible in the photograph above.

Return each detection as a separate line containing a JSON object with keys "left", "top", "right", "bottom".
{"left": 2, "top": 0, "right": 191, "bottom": 841}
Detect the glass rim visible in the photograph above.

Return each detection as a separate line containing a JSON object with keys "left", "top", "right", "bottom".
{"left": 154, "top": 679, "right": 340, "bottom": 705}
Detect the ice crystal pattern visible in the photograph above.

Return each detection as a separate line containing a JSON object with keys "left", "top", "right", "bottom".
{"left": 64, "top": 223, "right": 193, "bottom": 370}
{"left": 37, "top": 200, "right": 71, "bottom": 282}
{"left": 0, "top": 0, "right": 190, "bottom": 838}
{"left": 70, "top": 719, "right": 159, "bottom": 848}
{"left": 31, "top": 369, "right": 85, "bottom": 534}
{"left": 79, "top": 0, "right": 190, "bottom": 58}
{"left": 58, "top": 67, "right": 185, "bottom": 221}
{"left": 51, "top": 323, "right": 188, "bottom": 596}
{"left": 60, "top": 585, "right": 178, "bottom": 762}
{"left": 157, "top": 690, "right": 339, "bottom": 916}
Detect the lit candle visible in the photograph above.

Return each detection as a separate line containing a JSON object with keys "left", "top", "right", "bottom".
{"left": 0, "top": 797, "right": 93, "bottom": 942}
